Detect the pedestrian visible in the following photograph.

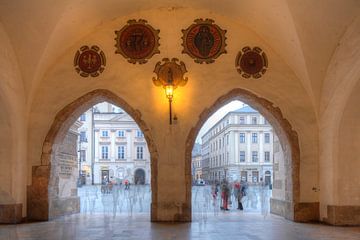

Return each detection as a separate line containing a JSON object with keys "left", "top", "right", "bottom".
{"left": 234, "top": 181, "right": 243, "bottom": 210}
{"left": 220, "top": 180, "right": 230, "bottom": 211}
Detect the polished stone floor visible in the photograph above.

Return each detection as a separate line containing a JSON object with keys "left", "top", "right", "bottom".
{"left": 1, "top": 212, "right": 360, "bottom": 240}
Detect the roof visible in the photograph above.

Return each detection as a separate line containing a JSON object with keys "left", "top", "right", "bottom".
{"left": 232, "top": 105, "right": 258, "bottom": 113}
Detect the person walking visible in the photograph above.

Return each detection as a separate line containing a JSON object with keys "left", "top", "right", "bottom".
{"left": 220, "top": 180, "right": 230, "bottom": 210}
{"left": 234, "top": 181, "right": 243, "bottom": 210}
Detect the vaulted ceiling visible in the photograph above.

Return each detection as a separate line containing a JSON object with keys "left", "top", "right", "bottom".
{"left": 0, "top": 0, "right": 359, "bottom": 113}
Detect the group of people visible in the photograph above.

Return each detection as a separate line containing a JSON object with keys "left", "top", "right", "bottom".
{"left": 101, "top": 176, "right": 131, "bottom": 194}
{"left": 212, "top": 180, "right": 248, "bottom": 211}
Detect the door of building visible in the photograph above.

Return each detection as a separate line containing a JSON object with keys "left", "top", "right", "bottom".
{"left": 265, "top": 171, "right": 271, "bottom": 186}
{"left": 134, "top": 169, "right": 145, "bottom": 184}
{"left": 252, "top": 171, "right": 259, "bottom": 183}
{"left": 101, "top": 170, "right": 109, "bottom": 184}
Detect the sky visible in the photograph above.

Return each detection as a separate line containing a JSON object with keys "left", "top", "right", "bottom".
{"left": 195, "top": 100, "right": 245, "bottom": 144}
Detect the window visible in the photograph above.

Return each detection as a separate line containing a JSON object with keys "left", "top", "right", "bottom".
{"left": 240, "top": 151, "right": 245, "bottom": 162}
{"left": 101, "top": 146, "right": 109, "bottom": 159}
{"left": 136, "top": 146, "right": 144, "bottom": 159}
{"left": 118, "top": 130, "right": 125, "bottom": 137}
{"left": 265, "top": 133, "right": 270, "bottom": 143}
{"left": 239, "top": 116, "right": 245, "bottom": 124}
{"left": 80, "top": 114, "right": 86, "bottom": 121}
{"left": 80, "top": 131, "right": 87, "bottom": 142}
{"left": 252, "top": 133, "right": 258, "bottom": 143}
{"left": 226, "top": 135, "right": 229, "bottom": 145}
{"left": 80, "top": 150, "right": 86, "bottom": 162}
{"left": 252, "top": 151, "right": 258, "bottom": 162}
{"left": 239, "top": 133, "right": 246, "bottom": 143}
{"left": 118, "top": 145, "right": 125, "bottom": 159}
{"left": 136, "top": 130, "right": 143, "bottom": 138}
{"left": 265, "top": 151, "right": 270, "bottom": 162}
{"left": 264, "top": 119, "right": 269, "bottom": 125}
{"left": 219, "top": 139, "right": 221, "bottom": 149}
{"left": 252, "top": 117, "right": 257, "bottom": 125}
{"left": 101, "top": 130, "right": 109, "bottom": 137}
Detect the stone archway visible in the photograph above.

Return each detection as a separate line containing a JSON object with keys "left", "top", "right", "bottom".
{"left": 27, "top": 89, "right": 158, "bottom": 221}
{"left": 185, "top": 88, "right": 316, "bottom": 222}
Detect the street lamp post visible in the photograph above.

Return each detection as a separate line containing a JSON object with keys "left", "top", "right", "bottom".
{"left": 91, "top": 106, "right": 95, "bottom": 185}
{"left": 78, "top": 139, "right": 83, "bottom": 187}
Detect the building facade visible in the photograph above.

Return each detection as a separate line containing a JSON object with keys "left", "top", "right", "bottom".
{"left": 191, "top": 143, "right": 202, "bottom": 182}
{"left": 77, "top": 102, "right": 150, "bottom": 185}
{"left": 201, "top": 106, "right": 274, "bottom": 184}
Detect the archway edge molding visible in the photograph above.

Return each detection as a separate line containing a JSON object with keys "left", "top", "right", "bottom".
{"left": 29, "top": 89, "right": 159, "bottom": 221}
{"left": 185, "top": 88, "right": 318, "bottom": 222}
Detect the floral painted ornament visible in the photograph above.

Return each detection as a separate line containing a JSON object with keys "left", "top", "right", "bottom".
{"left": 182, "top": 18, "right": 227, "bottom": 64}
{"left": 115, "top": 19, "right": 160, "bottom": 64}
{"left": 74, "top": 45, "right": 106, "bottom": 77}
{"left": 235, "top": 46, "right": 268, "bottom": 79}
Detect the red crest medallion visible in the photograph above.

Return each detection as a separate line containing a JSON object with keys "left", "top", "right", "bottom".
{"left": 182, "top": 19, "right": 227, "bottom": 64}
{"left": 74, "top": 45, "right": 106, "bottom": 77}
{"left": 115, "top": 19, "right": 160, "bottom": 64}
{"left": 235, "top": 47, "right": 268, "bottom": 79}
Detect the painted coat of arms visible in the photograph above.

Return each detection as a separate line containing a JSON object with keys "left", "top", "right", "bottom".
{"left": 74, "top": 45, "right": 106, "bottom": 77}
{"left": 182, "top": 19, "right": 227, "bottom": 64}
{"left": 115, "top": 19, "right": 160, "bottom": 64}
{"left": 235, "top": 46, "right": 268, "bottom": 79}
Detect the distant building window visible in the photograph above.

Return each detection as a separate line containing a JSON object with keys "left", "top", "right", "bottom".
{"left": 118, "top": 145, "right": 125, "bottom": 159}
{"left": 136, "top": 146, "right": 144, "bottom": 159}
{"left": 252, "top": 117, "right": 257, "bottom": 125}
{"left": 252, "top": 151, "right": 258, "bottom": 162}
{"left": 118, "top": 130, "right": 125, "bottom": 137}
{"left": 80, "top": 150, "right": 86, "bottom": 162}
{"left": 264, "top": 119, "right": 269, "bottom": 125}
{"left": 240, "top": 151, "right": 245, "bottom": 162}
{"left": 265, "top": 151, "right": 270, "bottom": 162}
{"left": 136, "top": 130, "right": 143, "bottom": 138}
{"left": 265, "top": 133, "right": 270, "bottom": 143}
{"left": 101, "top": 130, "right": 109, "bottom": 137}
{"left": 239, "top": 117, "right": 245, "bottom": 124}
{"left": 80, "top": 131, "right": 87, "bottom": 142}
{"left": 101, "top": 146, "right": 109, "bottom": 159}
{"left": 80, "top": 114, "right": 86, "bottom": 121}
{"left": 219, "top": 139, "right": 221, "bottom": 149}
{"left": 239, "top": 133, "right": 246, "bottom": 143}
{"left": 252, "top": 133, "right": 258, "bottom": 143}
{"left": 227, "top": 135, "right": 229, "bottom": 145}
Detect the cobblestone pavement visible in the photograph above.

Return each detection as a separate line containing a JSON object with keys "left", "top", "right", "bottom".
{"left": 1, "top": 185, "right": 359, "bottom": 240}
{"left": 1, "top": 212, "right": 359, "bottom": 240}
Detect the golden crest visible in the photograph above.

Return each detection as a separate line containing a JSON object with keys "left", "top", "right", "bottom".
{"left": 74, "top": 45, "right": 106, "bottom": 77}
{"left": 152, "top": 58, "right": 188, "bottom": 88}
{"left": 182, "top": 18, "right": 227, "bottom": 64}
{"left": 115, "top": 19, "right": 160, "bottom": 64}
{"left": 235, "top": 46, "right": 268, "bottom": 79}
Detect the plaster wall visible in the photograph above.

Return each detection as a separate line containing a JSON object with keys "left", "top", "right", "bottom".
{"left": 26, "top": 9, "right": 319, "bottom": 221}
{"left": 336, "top": 81, "right": 360, "bottom": 205}
{"left": 319, "top": 16, "right": 360, "bottom": 221}
{"left": 0, "top": 22, "right": 27, "bottom": 217}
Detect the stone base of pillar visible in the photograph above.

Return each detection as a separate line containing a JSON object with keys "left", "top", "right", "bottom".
{"left": 151, "top": 202, "right": 191, "bottom": 222}
{"left": 324, "top": 205, "right": 360, "bottom": 226}
{"left": 0, "top": 203, "right": 22, "bottom": 224}
{"left": 270, "top": 198, "right": 319, "bottom": 222}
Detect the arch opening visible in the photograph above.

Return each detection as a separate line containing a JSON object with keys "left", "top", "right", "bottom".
{"left": 27, "top": 89, "right": 158, "bottom": 221}
{"left": 185, "top": 88, "right": 301, "bottom": 221}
